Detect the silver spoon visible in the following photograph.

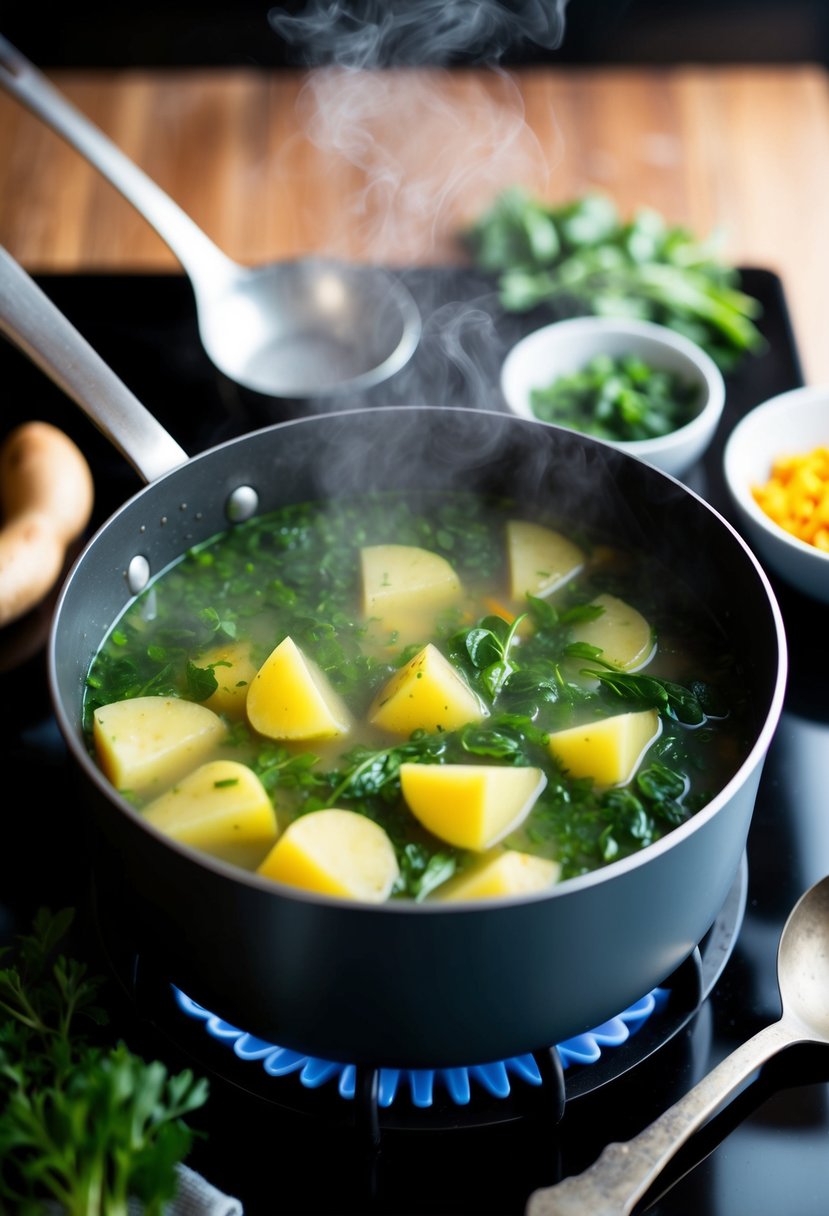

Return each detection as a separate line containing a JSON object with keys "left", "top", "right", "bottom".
{"left": 525, "top": 872, "right": 829, "bottom": 1216}
{"left": 0, "top": 35, "right": 421, "bottom": 400}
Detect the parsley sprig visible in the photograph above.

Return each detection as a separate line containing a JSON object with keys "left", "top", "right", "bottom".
{"left": 0, "top": 908, "right": 209, "bottom": 1216}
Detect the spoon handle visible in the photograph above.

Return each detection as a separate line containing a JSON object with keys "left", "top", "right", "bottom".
{"left": 526, "top": 1018, "right": 797, "bottom": 1216}
{"left": 0, "top": 246, "right": 188, "bottom": 483}
{"left": 0, "top": 35, "right": 237, "bottom": 290}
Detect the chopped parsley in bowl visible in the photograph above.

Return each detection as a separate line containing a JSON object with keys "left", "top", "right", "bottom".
{"left": 501, "top": 315, "right": 726, "bottom": 479}
{"left": 529, "top": 352, "right": 702, "bottom": 443}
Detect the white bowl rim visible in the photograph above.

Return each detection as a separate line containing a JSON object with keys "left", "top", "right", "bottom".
{"left": 500, "top": 315, "right": 726, "bottom": 455}
{"left": 723, "top": 383, "right": 829, "bottom": 564}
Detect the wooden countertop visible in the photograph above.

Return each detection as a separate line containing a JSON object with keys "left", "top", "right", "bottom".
{"left": 2, "top": 63, "right": 829, "bottom": 381}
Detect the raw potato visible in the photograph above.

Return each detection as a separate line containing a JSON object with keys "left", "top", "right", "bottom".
{"left": 361, "top": 544, "right": 462, "bottom": 618}
{"left": 198, "top": 641, "right": 258, "bottom": 716}
{"left": 506, "top": 520, "right": 585, "bottom": 600}
{"left": 0, "top": 515, "right": 65, "bottom": 629}
{"left": 368, "top": 642, "right": 487, "bottom": 735}
{"left": 246, "top": 635, "right": 351, "bottom": 740}
{"left": 570, "top": 593, "right": 655, "bottom": 671}
{"left": 399, "top": 762, "right": 547, "bottom": 850}
{"left": 93, "top": 696, "right": 227, "bottom": 797}
{"left": 257, "top": 808, "right": 399, "bottom": 902}
{"left": 143, "top": 759, "right": 278, "bottom": 868}
{"left": 434, "top": 850, "right": 561, "bottom": 901}
{"left": 547, "top": 708, "right": 661, "bottom": 786}
{"left": 0, "top": 421, "right": 94, "bottom": 627}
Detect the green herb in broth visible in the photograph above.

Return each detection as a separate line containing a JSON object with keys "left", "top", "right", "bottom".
{"left": 83, "top": 490, "right": 746, "bottom": 897}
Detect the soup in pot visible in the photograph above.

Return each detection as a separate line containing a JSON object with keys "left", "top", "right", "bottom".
{"left": 83, "top": 489, "right": 749, "bottom": 902}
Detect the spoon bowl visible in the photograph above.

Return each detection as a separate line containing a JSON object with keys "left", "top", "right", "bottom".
{"left": 0, "top": 36, "right": 421, "bottom": 401}
{"left": 525, "top": 873, "right": 829, "bottom": 1216}
{"left": 776, "top": 873, "right": 829, "bottom": 1037}
{"left": 200, "top": 256, "right": 421, "bottom": 398}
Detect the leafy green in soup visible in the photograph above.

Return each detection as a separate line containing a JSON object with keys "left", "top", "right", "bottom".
{"left": 83, "top": 490, "right": 749, "bottom": 902}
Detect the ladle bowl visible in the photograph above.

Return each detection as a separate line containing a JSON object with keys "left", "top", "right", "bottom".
{"left": 0, "top": 35, "right": 422, "bottom": 400}
{"left": 194, "top": 255, "right": 422, "bottom": 398}
{"left": 525, "top": 872, "right": 829, "bottom": 1215}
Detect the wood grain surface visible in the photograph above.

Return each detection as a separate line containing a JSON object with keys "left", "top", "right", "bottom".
{"left": 2, "top": 64, "right": 829, "bottom": 380}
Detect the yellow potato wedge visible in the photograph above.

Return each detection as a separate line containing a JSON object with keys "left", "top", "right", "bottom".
{"left": 92, "top": 696, "right": 227, "bottom": 798}
{"left": 143, "top": 759, "right": 278, "bottom": 868}
{"left": 547, "top": 708, "right": 661, "bottom": 786}
{"left": 399, "top": 762, "right": 547, "bottom": 850}
{"left": 198, "top": 640, "right": 258, "bottom": 716}
{"left": 570, "top": 593, "right": 655, "bottom": 671}
{"left": 368, "top": 642, "right": 487, "bottom": 736}
{"left": 246, "top": 635, "right": 351, "bottom": 741}
{"left": 361, "top": 544, "right": 461, "bottom": 619}
{"left": 434, "top": 849, "right": 561, "bottom": 901}
{"left": 257, "top": 808, "right": 399, "bottom": 902}
{"left": 506, "top": 520, "right": 585, "bottom": 600}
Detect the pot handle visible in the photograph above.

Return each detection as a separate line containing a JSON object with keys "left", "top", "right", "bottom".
{"left": 0, "top": 245, "right": 189, "bottom": 484}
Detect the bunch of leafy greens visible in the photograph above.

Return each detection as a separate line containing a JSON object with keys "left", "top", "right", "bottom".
{"left": 0, "top": 908, "right": 208, "bottom": 1216}
{"left": 463, "top": 189, "right": 765, "bottom": 370}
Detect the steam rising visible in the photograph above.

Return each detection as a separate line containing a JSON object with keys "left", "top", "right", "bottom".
{"left": 264, "top": 2, "right": 570, "bottom": 409}
{"left": 268, "top": 1, "right": 570, "bottom": 68}
{"left": 294, "top": 67, "right": 554, "bottom": 265}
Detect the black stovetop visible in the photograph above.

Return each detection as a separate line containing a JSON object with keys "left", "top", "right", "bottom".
{"left": 1, "top": 266, "right": 828, "bottom": 1216}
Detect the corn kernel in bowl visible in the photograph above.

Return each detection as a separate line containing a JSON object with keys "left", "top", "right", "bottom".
{"left": 752, "top": 445, "right": 829, "bottom": 552}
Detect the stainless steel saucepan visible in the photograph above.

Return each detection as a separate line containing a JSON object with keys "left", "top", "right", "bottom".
{"left": 0, "top": 245, "right": 787, "bottom": 1068}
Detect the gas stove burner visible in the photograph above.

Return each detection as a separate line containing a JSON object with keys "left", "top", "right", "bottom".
{"left": 172, "top": 984, "right": 670, "bottom": 1108}
{"left": 95, "top": 856, "right": 747, "bottom": 1139}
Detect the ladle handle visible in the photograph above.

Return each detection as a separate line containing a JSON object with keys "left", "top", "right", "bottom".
{"left": 526, "top": 1018, "right": 798, "bottom": 1216}
{"left": 0, "top": 246, "right": 188, "bottom": 483}
{"left": 0, "top": 35, "right": 238, "bottom": 291}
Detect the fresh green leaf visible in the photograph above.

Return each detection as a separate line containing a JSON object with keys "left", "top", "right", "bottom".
{"left": 185, "top": 659, "right": 220, "bottom": 702}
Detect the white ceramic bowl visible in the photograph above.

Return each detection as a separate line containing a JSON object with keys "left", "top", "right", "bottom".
{"left": 500, "top": 316, "right": 726, "bottom": 478}
{"left": 723, "top": 384, "right": 829, "bottom": 603}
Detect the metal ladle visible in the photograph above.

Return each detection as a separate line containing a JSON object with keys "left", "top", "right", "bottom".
{"left": 0, "top": 35, "right": 422, "bottom": 400}
{"left": 526, "top": 872, "right": 829, "bottom": 1216}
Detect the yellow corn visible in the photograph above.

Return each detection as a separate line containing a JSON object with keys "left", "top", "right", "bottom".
{"left": 752, "top": 445, "right": 829, "bottom": 548}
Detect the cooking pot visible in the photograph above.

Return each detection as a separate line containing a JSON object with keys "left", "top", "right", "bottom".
{"left": 0, "top": 247, "right": 787, "bottom": 1068}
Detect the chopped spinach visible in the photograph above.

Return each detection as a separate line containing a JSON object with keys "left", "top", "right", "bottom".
{"left": 528, "top": 353, "right": 703, "bottom": 442}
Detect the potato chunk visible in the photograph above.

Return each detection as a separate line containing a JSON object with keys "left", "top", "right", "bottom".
{"left": 361, "top": 544, "right": 464, "bottom": 650}
{"left": 399, "top": 762, "right": 546, "bottom": 850}
{"left": 197, "top": 641, "right": 258, "bottom": 716}
{"left": 92, "top": 696, "right": 227, "bottom": 798}
{"left": 257, "top": 808, "right": 399, "bottom": 902}
{"left": 246, "top": 635, "right": 351, "bottom": 741}
{"left": 361, "top": 544, "right": 461, "bottom": 619}
{"left": 434, "top": 850, "right": 561, "bottom": 901}
{"left": 547, "top": 709, "right": 661, "bottom": 786}
{"left": 368, "top": 643, "right": 487, "bottom": 736}
{"left": 506, "top": 520, "right": 585, "bottom": 600}
{"left": 143, "top": 760, "right": 278, "bottom": 868}
{"left": 570, "top": 593, "right": 655, "bottom": 671}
